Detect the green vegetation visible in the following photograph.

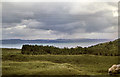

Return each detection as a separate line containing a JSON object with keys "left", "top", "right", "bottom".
{"left": 2, "top": 48, "right": 119, "bottom": 76}
{"left": 2, "top": 39, "right": 120, "bottom": 76}
{"left": 21, "top": 39, "right": 119, "bottom": 56}
{"left": 87, "top": 39, "right": 119, "bottom": 56}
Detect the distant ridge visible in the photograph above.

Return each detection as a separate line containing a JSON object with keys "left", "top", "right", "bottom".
{"left": 1, "top": 39, "right": 111, "bottom": 44}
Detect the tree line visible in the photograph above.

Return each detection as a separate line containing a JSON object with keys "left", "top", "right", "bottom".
{"left": 21, "top": 39, "right": 120, "bottom": 56}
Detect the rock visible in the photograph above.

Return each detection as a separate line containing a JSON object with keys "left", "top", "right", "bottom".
{"left": 108, "top": 64, "right": 120, "bottom": 75}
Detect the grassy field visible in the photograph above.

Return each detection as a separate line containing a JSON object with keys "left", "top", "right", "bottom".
{"left": 2, "top": 48, "right": 119, "bottom": 76}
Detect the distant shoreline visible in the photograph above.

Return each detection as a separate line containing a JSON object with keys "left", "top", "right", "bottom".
{"left": 1, "top": 41, "right": 111, "bottom": 49}
{"left": 0, "top": 38, "right": 117, "bottom": 50}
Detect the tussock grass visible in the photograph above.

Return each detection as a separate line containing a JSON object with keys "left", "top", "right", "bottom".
{"left": 2, "top": 48, "right": 119, "bottom": 75}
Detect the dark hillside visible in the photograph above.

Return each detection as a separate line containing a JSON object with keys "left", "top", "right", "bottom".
{"left": 87, "top": 39, "right": 119, "bottom": 56}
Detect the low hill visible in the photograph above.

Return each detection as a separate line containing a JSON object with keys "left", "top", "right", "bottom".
{"left": 1, "top": 39, "right": 109, "bottom": 44}
{"left": 87, "top": 38, "right": 119, "bottom": 56}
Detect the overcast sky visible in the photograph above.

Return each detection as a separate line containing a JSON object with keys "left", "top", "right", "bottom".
{"left": 2, "top": 2, "right": 118, "bottom": 40}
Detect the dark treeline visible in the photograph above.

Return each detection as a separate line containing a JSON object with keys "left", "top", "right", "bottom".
{"left": 21, "top": 39, "right": 120, "bottom": 56}
{"left": 22, "top": 45, "right": 85, "bottom": 55}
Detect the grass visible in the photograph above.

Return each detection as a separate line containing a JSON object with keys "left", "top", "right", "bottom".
{"left": 2, "top": 48, "right": 119, "bottom": 76}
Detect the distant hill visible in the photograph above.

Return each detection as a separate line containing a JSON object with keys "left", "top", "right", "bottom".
{"left": 1, "top": 39, "right": 110, "bottom": 44}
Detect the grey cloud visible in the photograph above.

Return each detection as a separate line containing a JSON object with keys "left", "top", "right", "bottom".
{"left": 2, "top": 2, "right": 118, "bottom": 39}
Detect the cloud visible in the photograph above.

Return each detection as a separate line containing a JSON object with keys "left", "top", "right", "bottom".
{"left": 2, "top": 2, "right": 118, "bottom": 39}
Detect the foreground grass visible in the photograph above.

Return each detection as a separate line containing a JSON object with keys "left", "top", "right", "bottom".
{"left": 2, "top": 48, "right": 119, "bottom": 76}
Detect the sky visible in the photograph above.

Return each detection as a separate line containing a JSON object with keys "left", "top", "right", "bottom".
{"left": 2, "top": 2, "right": 118, "bottom": 40}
